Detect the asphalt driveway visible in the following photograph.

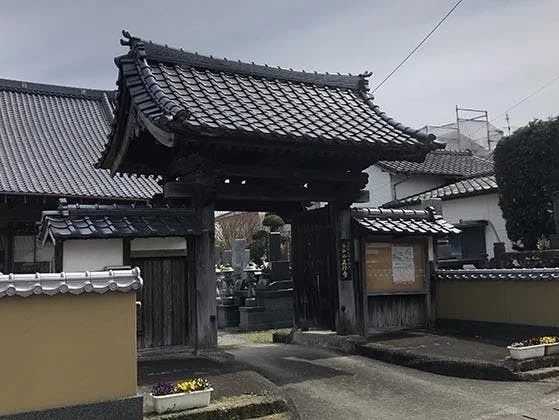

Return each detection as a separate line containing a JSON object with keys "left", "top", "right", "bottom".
{"left": 227, "top": 343, "right": 559, "bottom": 420}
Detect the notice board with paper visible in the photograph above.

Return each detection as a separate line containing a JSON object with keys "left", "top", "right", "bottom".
{"left": 365, "top": 242, "right": 426, "bottom": 293}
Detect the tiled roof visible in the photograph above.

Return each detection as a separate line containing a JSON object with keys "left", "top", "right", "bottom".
{"left": 0, "top": 78, "right": 161, "bottom": 200}
{"left": 436, "top": 268, "right": 559, "bottom": 281}
{"left": 352, "top": 207, "right": 460, "bottom": 235}
{"left": 385, "top": 175, "right": 498, "bottom": 208}
{"left": 0, "top": 268, "right": 142, "bottom": 298}
{"left": 97, "top": 31, "right": 442, "bottom": 173}
{"left": 377, "top": 150, "right": 494, "bottom": 178}
{"left": 39, "top": 200, "right": 200, "bottom": 244}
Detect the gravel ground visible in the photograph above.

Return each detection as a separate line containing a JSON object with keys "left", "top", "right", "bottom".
{"left": 218, "top": 329, "right": 292, "bottom": 347}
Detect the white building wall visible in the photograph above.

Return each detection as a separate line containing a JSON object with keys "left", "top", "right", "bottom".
{"left": 131, "top": 237, "right": 186, "bottom": 251}
{"left": 359, "top": 166, "right": 448, "bottom": 207}
{"left": 358, "top": 166, "right": 392, "bottom": 207}
{"left": 440, "top": 194, "right": 511, "bottom": 257}
{"left": 393, "top": 174, "right": 447, "bottom": 201}
{"left": 63, "top": 239, "right": 123, "bottom": 272}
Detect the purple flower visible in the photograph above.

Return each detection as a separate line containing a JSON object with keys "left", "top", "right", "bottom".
{"left": 151, "top": 381, "right": 175, "bottom": 396}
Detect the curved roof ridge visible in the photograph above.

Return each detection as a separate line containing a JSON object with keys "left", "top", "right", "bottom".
{"left": 0, "top": 77, "right": 112, "bottom": 100}
{"left": 120, "top": 30, "right": 363, "bottom": 90}
{"left": 359, "top": 90, "right": 441, "bottom": 145}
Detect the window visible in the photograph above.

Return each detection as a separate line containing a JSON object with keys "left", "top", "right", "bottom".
{"left": 12, "top": 235, "right": 54, "bottom": 273}
{"left": 437, "top": 222, "right": 487, "bottom": 263}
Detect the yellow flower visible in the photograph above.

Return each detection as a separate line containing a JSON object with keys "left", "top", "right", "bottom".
{"left": 175, "top": 380, "right": 196, "bottom": 393}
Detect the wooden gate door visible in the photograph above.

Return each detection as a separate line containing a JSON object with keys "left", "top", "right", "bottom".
{"left": 291, "top": 207, "right": 337, "bottom": 330}
{"left": 132, "top": 256, "right": 188, "bottom": 348}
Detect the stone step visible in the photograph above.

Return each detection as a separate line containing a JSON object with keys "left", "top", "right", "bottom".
{"left": 515, "top": 366, "right": 559, "bottom": 381}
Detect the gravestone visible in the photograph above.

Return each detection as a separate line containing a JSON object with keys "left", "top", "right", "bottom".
{"left": 271, "top": 261, "right": 291, "bottom": 282}
{"left": 223, "top": 250, "right": 232, "bottom": 265}
{"left": 232, "top": 239, "right": 250, "bottom": 279}
{"left": 269, "top": 232, "right": 282, "bottom": 262}
{"left": 214, "top": 246, "right": 222, "bottom": 265}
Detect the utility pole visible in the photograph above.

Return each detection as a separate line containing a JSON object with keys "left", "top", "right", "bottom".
{"left": 505, "top": 113, "right": 511, "bottom": 136}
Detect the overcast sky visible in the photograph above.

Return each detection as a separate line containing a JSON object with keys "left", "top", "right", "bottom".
{"left": 1, "top": 0, "right": 557, "bottom": 133}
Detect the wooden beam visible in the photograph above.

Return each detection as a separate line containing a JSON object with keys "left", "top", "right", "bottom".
{"left": 219, "top": 164, "right": 367, "bottom": 184}
{"left": 130, "top": 249, "right": 187, "bottom": 259}
{"left": 165, "top": 181, "right": 366, "bottom": 204}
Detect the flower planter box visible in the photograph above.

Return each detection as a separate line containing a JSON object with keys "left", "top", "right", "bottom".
{"left": 507, "top": 344, "right": 546, "bottom": 360}
{"left": 151, "top": 388, "right": 213, "bottom": 414}
{"left": 545, "top": 343, "right": 559, "bottom": 355}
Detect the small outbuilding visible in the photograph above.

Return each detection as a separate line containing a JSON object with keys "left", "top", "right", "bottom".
{"left": 39, "top": 199, "right": 200, "bottom": 349}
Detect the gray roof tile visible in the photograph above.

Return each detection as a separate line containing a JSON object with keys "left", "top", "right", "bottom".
{"left": 385, "top": 175, "right": 498, "bottom": 207}
{"left": 0, "top": 78, "right": 160, "bottom": 200}
{"left": 377, "top": 150, "right": 494, "bottom": 178}
{"left": 97, "top": 33, "right": 442, "bottom": 171}
{"left": 39, "top": 201, "right": 200, "bottom": 243}
{"left": 352, "top": 207, "right": 460, "bottom": 235}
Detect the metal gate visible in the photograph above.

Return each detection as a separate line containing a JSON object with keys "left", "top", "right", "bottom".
{"left": 132, "top": 256, "right": 188, "bottom": 348}
{"left": 291, "top": 207, "right": 337, "bottom": 330}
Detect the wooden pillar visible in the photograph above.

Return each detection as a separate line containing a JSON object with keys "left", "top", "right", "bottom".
{"left": 187, "top": 201, "right": 217, "bottom": 350}
{"left": 329, "top": 204, "right": 358, "bottom": 335}
{"left": 122, "top": 238, "right": 131, "bottom": 266}
{"left": 6, "top": 223, "right": 14, "bottom": 273}
{"left": 54, "top": 241, "right": 63, "bottom": 272}
{"left": 425, "top": 237, "right": 434, "bottom": 328}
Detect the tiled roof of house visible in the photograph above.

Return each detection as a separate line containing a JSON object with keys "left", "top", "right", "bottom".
{"left": 39, "top": 200, "right": 200, "bottom": 244}
{"left": 377, "top": 150, "right": 494, "bottom": 178}
{"left": 97, "top": 31, "right": 442, "bottom": 173}
{"left": 384, "top": 175, "right": 498, "bottom": 208}
{"left": 0, "top": 78, "right": 161, "bottom": 200}
{"left": 0, "top": 268, "right": 142, "bottom": 297}
{"left": 352, "top": 207, "right": 460, "bottom": 235}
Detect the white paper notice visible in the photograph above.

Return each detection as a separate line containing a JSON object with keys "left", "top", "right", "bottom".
{"left": 392, "top": 246, "right": 415, "bottom": 284}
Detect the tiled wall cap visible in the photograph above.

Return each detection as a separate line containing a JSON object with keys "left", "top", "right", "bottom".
{"left": 0, "top": 268, "right": 143, "bottom": 298}
{"left": 436, "top": 268, "right": 559, "bottom": 281}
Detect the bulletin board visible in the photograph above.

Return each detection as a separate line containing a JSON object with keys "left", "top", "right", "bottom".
{"left": 365, "top": 242, "right": 426, "bottom": 293}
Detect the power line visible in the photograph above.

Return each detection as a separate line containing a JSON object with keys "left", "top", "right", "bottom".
{"left": 490, "top": 72, "right": 559, "bottom": 123}
{"left": 372, "top": 0, "right": 464, "bottom": 93}
{"left": 467, "top": 71, "right": 559, "bottom": 138}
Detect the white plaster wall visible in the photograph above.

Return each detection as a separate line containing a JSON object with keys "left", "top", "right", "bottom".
{"left": 441, "top": 193, "right": 512, "bottom": 257}
{"left": 131, "top": 237, "right": 187, "bottom": 251}
{"left": 63, "top": 239, "right": 123, "bottom": 272}
{"left": 393, "top": 174, "right": 447, "bottom": 201}
{"left": 358, "top": 165, "right": 393, "bottom": 207}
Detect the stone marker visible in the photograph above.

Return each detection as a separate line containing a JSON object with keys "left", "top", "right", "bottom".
{"left": 269, "top": 232, "right": 282, "bottom": 262}
{"left": 223, "top": 250, "right": 232, "bottom": 265}
{"left": 271, "top": 260, "right": 290, "bottom": 282}
{"left": 232, "top": 239, "right": 247, "bottom": 279}
{"left": 214, "top": 246, "right": 222, "bottom": 265}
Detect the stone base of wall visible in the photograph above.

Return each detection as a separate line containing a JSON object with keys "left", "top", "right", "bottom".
{"left": 437, "top": 319, "right": 559, "bottom": 341}
{"left": 217, "top": 304, "right": 240, "bottom": 328}
{"left": 0, "top": 396, "right": 143, "bottom": 420}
